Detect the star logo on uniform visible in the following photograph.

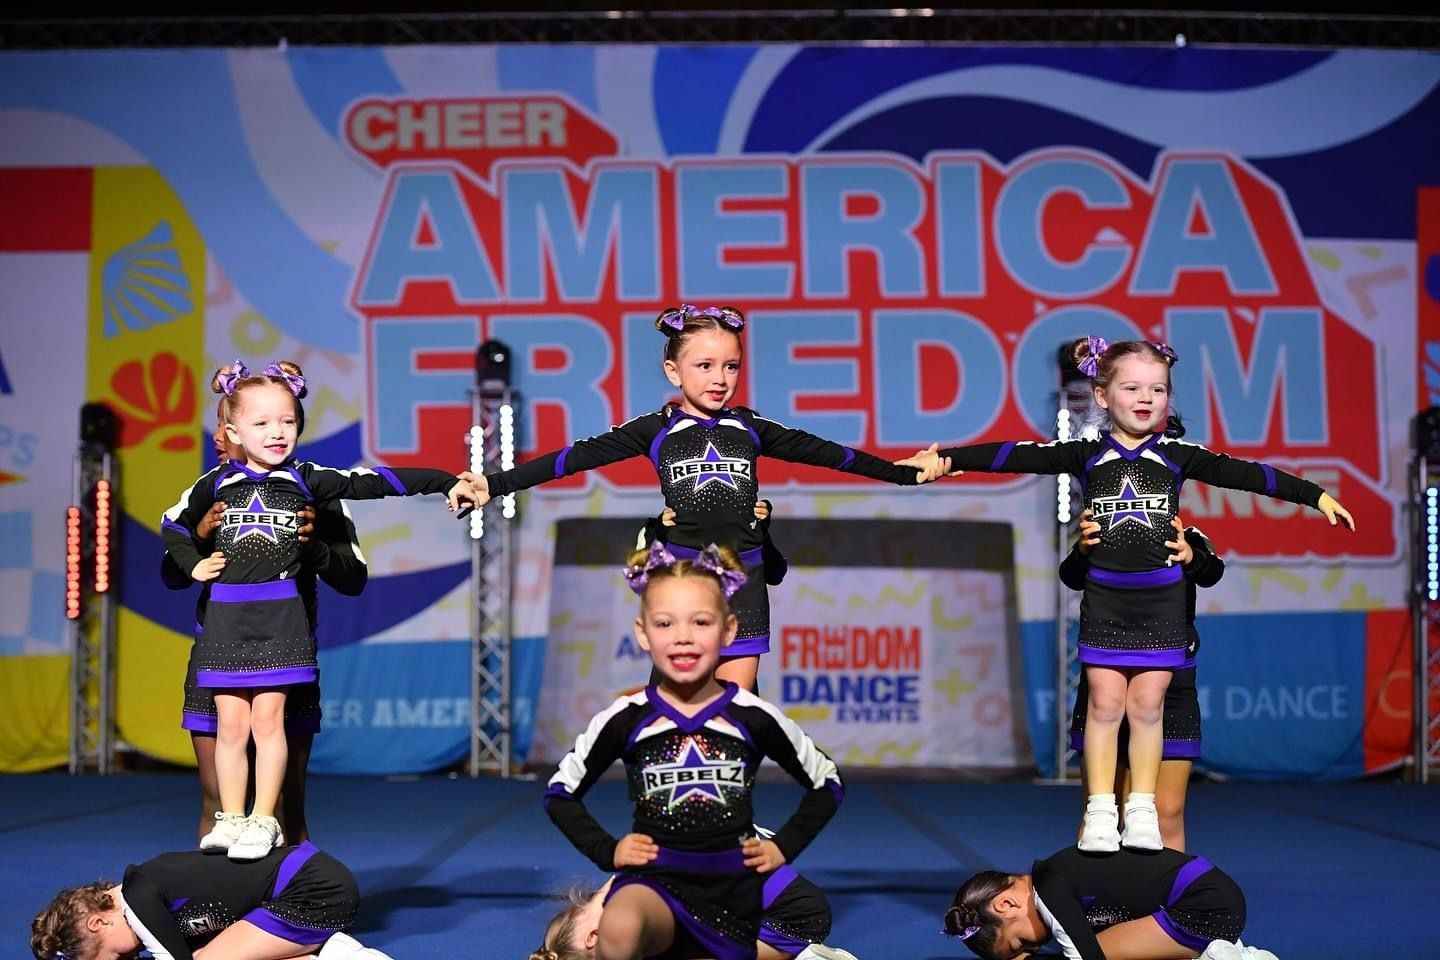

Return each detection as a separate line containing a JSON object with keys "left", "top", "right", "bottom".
{"left": 640, "top": 737, "right": 746, "bottom": 810}
{"left": 667, "top": 442, "right": 752, "bottom": 492}
{"left": 1090, "top": 476, "right": 1169, "bottom": 532}
{"left": 228, "top": 492, "right": 280, "bottom": 544}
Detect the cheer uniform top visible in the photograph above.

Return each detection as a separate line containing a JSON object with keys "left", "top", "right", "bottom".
{"left": 486, "top": 405, "right": 917, "bottom": 656}
{"left": 1066, "top": 526, "right": 1224, "bottom": 759}
{"left": 118, "top": 844, "right": 358, "bottom": 958}
{"left": 162, "top": 501, "right": 367, "bottom": 734}
{"left": 161, "top": 461, "right": 456, "bottom": 688}
{"left": 939, "top": 434, "right": 1321, "bottom": 667}
{"left": 1028, "top": 846, "right": 1245, "bottom": 959}
{"left": 545, "top": 682, "right": 843, "bottom": 960}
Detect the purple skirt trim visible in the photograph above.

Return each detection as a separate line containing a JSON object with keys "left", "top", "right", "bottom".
{"left": 1154, "top": 908, "right": 1211, "bottom": 952}
{"left": 211, "top": 580, "right": 300, "bottom": 603}
{"left": 1087, "top": 564, "right": 1183, "bottom": 589}
{"left": 651, "top": 845, "right": 747, "bottom": 873}
{"left": 182, "top": 711, "right": 218, "bottom": 734}
{"left": 198, "top": 665, "right": 318, "bottom": 688}
{"left": 607, "top": 876, "right": 751, "bottom": 960}
{"left": 1079, "top": 645, "right": 1188, "bottom": 668}
{"left": 242, "top": 907, "right": 336, "bottom": 945}
{"left": 722, "top": 635, "right": 770, "bottom": 658}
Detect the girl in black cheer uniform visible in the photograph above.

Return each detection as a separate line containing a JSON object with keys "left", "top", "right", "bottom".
{"left": 162, "top": 360, "right": 476, "bottom": 860}
{"left": 945, "top": 846, "right": 1276, "bottom": 960}
{"left": 466, "top": 304, "right": 935, "bottom": 691}
{"left": 544, "top": 541, "right": 843, "bottom": 960}
{"left": 903, "top": 338, "right": 1352, "bottom": 853}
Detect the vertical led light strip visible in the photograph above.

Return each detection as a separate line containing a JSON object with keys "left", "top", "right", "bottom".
{"left": 469, "top": 425, "right": 485, "bottom": 541}
{"left": 1056, "top": 408, "right": 1072, "bottom": 523}
{"left": 65, "top": 506, "right": 83, "bottom": 619}
{"left": 93, "top": 479, "right": 112, "bottom": 594}
{"left": 1427, "top": 486, "right": 1438, "bottom": 601}
{"left": 499, "top": 403, "right": 516, "bottom": 520}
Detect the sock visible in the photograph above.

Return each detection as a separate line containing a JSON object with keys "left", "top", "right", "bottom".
{"left": 1127, "top": 792, "right": 1156, "bottom": 809}
{"left": 1086, "top": 793, "right": 1117, "bottom": 812}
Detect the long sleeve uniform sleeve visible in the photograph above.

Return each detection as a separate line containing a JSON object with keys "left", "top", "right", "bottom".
{"left": 120, "top": 868, "right": 192, "bottom": 960}
{"left": 301, "top": 464, "right": 458, "bottom": 502}
{"left": 1164, "top": 442, "right": 1324, "bottom": 508}
{"left": 485, "top": 414, "right": 661, "bottom": 497}
{"left": 1032, "top": 862, "right": 1107, "bottom": 960}
{"left": 744, "top": 411, "right": 918, "bottom": 486}
{"left": 937, "top": 439, "right": 1093, "bottom": 477}
{"left": 1182, "top": 526, "right": 1225, "bottom": 589}
{"left": 747, "top": 699, "right": 844, "bottom": 863}
{"left": 1058, "top": 545, "right": 1089, "bottom": 592}
{"left": 159, "top": 469, "right": 224, "bottom": 582}
{"left": 543, "top": 698, "right": 635, "bottom": 871}
{"left": 305, "top": 501, "right": 369, "bottom": 596}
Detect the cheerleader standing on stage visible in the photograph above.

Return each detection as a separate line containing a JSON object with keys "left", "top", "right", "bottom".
{"left": 1065, "top": 508, "right": 1223, "bottom": 852}
{"left": 30, "top": 844, "right": 394, "bottom": 960}
{"left": 544, "top": 541, "right": 844, "bottom": 960}
{"left": 464, "top": 304, "right": 934, "bottom": 691}
{"left": 161, "top": 360, "right": 475, "bottom": 861}
{"left": 945, "top": 845, "right": 1277, "bottom": 960}
{"left": 902, "top": 338, "right": 1353, "bottom": 853}
{"left": 161, "top": 386, "right": 368, "bottom": 846}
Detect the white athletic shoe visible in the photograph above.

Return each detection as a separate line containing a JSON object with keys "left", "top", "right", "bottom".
{"left": 318, "top": 932, "right": 397, "bottom": 960}
{"left": 199, "top": 812, "right": 247, "bottom": 852}
{"left": 794, "top": 945, "right": 860, "bottom": 960}
{"left": 1120, "top": 797, "right": 1162, "bottom": 850}
{"left": 227, "top": 814, "right": 284, "bottom": 861}
{"left": 1077, "top": 805, "right": 1120, "bottom": 853}
{"left": 1199, "top": 940, "right": 1244, "bottom": 960}
{"left": 1237, "top": 941, "right": 1279, "bottom": 960}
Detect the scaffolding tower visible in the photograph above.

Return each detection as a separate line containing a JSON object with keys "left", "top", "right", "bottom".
{"left": 68, "top": 420, "right": 118, "bottom": 774}
{"left": 468, "top": 341, "right": 518, "bottom": 777}
{"left": 1411, "top": 408, "right": 1440, "bottom": 783}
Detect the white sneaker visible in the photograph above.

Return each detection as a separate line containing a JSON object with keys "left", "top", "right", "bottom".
{"left": 227, "top": 814, "right": 284, "bottom": 861}
{"left": 1199, "top": 941, "right": 1244, "bottom": 960}
{"left": 1237, "top": 941, "right": 1279, "bottom": 960}
{"left": 1120, "top": 798, "right": 1162, "bottom": 850}
{"left": 319, "top": 932, "right": 396, "bottom": 960}
{"left": 1078, "top": 805, "right": 1120, "bottom": 852}
{"left": 795, "top": 946, "right": 860, "bottom": 960}
{"left": 199, "top": 812, "right": 247, "bottom": 852}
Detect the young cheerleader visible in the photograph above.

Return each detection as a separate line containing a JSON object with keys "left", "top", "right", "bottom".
{"left": 533, "top": 832, "right": 856, "bottom": 960}
{"left": 465, "top": 304, "right": 933, "bottom": 691}
{"left": 945, "top": 845, "right": 1277, "bottom": 960}
{"left": 162, "top": 387, "right": 368, "bottom": 845}
{"left": 902, "top": 338, "right": 1353, "bottom": 853}
{"left": 1065, "top": 509, "right": 1223, "bottom": 852}
{"left": 161, "top": 360, "right": 474, "bottom": 861}
{"left": 29, "top": 843, "right": 395, "bottom": 960}
{"left": 544, "top": 540, "right": 844, "bottom": 960}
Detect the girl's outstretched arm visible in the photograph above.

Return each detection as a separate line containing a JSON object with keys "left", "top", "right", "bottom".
{"left": 742, "top": 409, "right": 933, "bottom": 485}
{"left": 484, "top": 412, "right": 665, "bottom": 498}
{"left": 544, "top": 695, "right": 638, "bottom": 871}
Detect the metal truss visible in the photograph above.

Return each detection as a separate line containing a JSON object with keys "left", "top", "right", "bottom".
{"left": 468, "top": 386, "right": 517, "bottom": 777}
{"left": 1411, "top": 449, "right": 1440, "bottom": 783}
{"left": 4, "top": 9, "right": 1437, "bottom": 50}
{"left": 68, "top": 447, "right": 116, "bottom": 774}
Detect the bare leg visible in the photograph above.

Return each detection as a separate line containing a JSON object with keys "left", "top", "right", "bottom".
{"left": 1124, "top": 670, "right": 1170, "bottom": 795}
{"left": 188, "top": 918, "right": 315, "bottom": 960}
{"left": 757, "top": 943, "right": 793, "bottom": 960}
{"left": 1082, "top": 666, "right": 1127, "bottom": 797}
{"left": 281, "top": 732, "right": 315, "bottom": 844}
{"left": 249, "top": 690, "right": 288, "bottom": 819}
{"left": 213, "top": 692, "right": 253, "bottom": 814}
{"left": 1155, "top": 759, "right": 1192, "bottom": 851}
{"left": 192, "top": 733, "right": 220, "bottom": 844}
{"left": 1094, "top": 915, "right": 1199, "bottom": 960}
{"left": 595, "top": 883, "right": 677, "bottom": 960}
{"left": 716, "top": 655, "right": 759, "bottom": 693}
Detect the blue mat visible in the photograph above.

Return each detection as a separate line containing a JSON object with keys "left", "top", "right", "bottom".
{"left": 4, "top": 773, "right": 1437, "bottom": 959}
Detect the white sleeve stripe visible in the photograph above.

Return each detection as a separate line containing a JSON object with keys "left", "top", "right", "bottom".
{"left": 547, "top": 693, "right": 643, "bottom": 792}
{"left": 337, "top": 501, "right": 367, "bottom": 566}
{"left": 161, "top": 476, "right": 207, "bottom": 523}
{"left": 733, "top": 689, "right": 839, "bottom": 788}
{"left": 119, "top": 891, "right": 176, "bottom": 960}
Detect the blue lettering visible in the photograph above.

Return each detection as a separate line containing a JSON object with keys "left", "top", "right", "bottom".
{"left": 802, "top": 162, "right": 925, "bottom": 298}
{"left": 750, "top": 310, "right": 863, "bottom": 444}
{"left": 1132, "top": 159, "right": 1276, "bottom": 295}
{"left": 358, "top": 171, "right": 500, "bottom": 305}
{"left": 1169, "top": 306, "right": 1326, "bottom": 445}
{"left": 490, "top": 314, "right": 615, "bottom": 449}
{"left": 934, "top": 159, "right": 984, "bottom": 296}
{"left": 371, "top": 317, "right": 479, "bottom": 453}
{"left": 995, "top": 158, "right": 1131, "bottom": 298}
{"left": 0, "top": 348, "right": 10, "bottom": 394}
{"left": 503, "top": 166, "right": 659, "bottom": 302}
{"left": 616, "top": 634, "right": 647, "bottom": 659}
{"left": 677, "top": 164, "right": 792, "bottom": 299}
{"left": 873, "top": 309, "right": 1004, "bottom": 444}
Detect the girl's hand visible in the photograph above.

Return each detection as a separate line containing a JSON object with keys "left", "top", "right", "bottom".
{"left": 1076, "top": 509, "right": 1101, "bottom": 555}
{"left": 742, "top": 837, "right": 787, "bottom": 873}
{"left": 1163, "top": 515, "right": 1193, "bottom": 566}
{"left": 754, "top": 498, "right": 772, "bottom": 522}
{"left": 896, "top": 442, "right": 959, "bottom": 483}
{"left": 661, "top": 506, "right": 677, "bottom": 527}
{"left": 191, "top": 552, "right": 226, "bottom": 582}
{"left": 195, "top": 501, "right": 226, "bottom": 543}
{"left": 294, "top": 503, "right": 316, "bottom": 544}
{"left": 446, "top": 476, "right": 487, "bottom": 513}
{"left": 1317, "top": 492, "right": 1355, "bottom": 531}
{"left": 613, "top": 833, "right": 659, "bottom": 868}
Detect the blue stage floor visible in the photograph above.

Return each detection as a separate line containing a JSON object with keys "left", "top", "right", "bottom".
{"left": 4, "top": 773, "right": 1438, "bottom": 959}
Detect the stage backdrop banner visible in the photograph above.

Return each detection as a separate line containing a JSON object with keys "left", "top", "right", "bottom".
{"left": 533, "top": 517, "right": 1031, "bottom": 771}
{"left": 1, "top": 45, "right": 1435, "bottom": 774}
